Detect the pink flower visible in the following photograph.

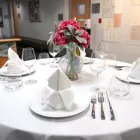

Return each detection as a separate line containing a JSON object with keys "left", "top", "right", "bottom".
{"left": 53, "top": 19, "right": 90, "bottom": 48}
{"left": 54, "top": 30, "right": 69, "bottom": 45}
{"left": 81, "top": 30, "right": 90, "bottom": 48}
{"left": 58, "top": 19, "right": 80, "bottom": 30}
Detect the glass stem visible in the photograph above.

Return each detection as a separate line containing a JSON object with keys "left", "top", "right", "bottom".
{"left": 28, "top": 67, "right": 31, "bottom": 76}
{"left": 95, "top": 73, "right": 99, "bottom": 90}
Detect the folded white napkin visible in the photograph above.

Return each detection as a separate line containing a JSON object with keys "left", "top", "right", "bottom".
{"left": 129, "top": 57, "right": 140, "bottom": 79}
{"left": 79, "top": 48, "right": 86, "bottom": 58}
{"left": 3, "top": 48, "right": 26, "bottom": 74}
{"left": 41, "top": 69, "right": 75, "bottom": 111}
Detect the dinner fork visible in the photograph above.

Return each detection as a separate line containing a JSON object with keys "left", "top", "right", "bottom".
{"left": 91, "top": 95, "right": 96, "bottom": 119}
{"left": 98, "top": 92, "right": 105, "bottom": 120}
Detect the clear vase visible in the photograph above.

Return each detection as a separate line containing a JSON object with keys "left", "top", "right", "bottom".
{"left": 59, "top": 47, "right": 84, "bottom": 81}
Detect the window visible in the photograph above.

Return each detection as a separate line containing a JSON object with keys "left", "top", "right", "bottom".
{"left": 78, "top": 4, "right": 85, "bottom": 15}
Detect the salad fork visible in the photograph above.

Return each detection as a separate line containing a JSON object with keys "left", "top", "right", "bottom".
{"left": 98, "top": 92, "right": 105, "bottom": 120}
{"left": 91, "top": 95, "right": 96, "bottom": 119}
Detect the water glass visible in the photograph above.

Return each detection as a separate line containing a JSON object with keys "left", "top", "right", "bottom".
{"left": 38, "top": 52, "right": 49, "bottom": 65}
{"left": 108, "top": 74, "right": 130, "bottom": 99}
{"left": 3, "top": 68, "right": 23, "bottom": 91}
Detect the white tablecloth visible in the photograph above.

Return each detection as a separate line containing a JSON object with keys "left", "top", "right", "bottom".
{"left": 0, "top": 61, "right": 140, "bottom": 140}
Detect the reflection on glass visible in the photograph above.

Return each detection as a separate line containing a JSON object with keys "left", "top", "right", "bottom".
{"left": 78, "top": 4, "right": 85, "bottom": 15}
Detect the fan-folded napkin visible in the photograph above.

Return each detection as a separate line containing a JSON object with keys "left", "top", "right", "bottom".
{"left": 41, "top": 69, "right": 75, "bottom": 111}
{"left": 3, "top": 48, "right": 26, "bottom": 73}
{"left": 129, "top": 57, "right": 140, "bottom": 79}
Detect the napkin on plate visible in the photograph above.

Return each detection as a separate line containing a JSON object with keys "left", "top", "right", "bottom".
{"left": 79, "top": 48, "right": 86, "bottom": 58}
{"left": 79, "top": 48, "right": 90, "bottom": 64}
{"left": 129, "top": 57, "right": 140, "bottom": 79}
{"left": 3, "top": 48, "right": 26, "bottom": 74}
{"left": 41, "top": 69, "right": 75, "bottom": 111}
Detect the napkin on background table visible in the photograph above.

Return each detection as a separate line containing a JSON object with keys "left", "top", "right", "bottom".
{"left": 79, "top": 48, "right": 90, "bottom": 64}
{"left": 3, "top": 48, "right": 26, "bottom": 73}
{"left": 129, "top": 57, "right": 140, "bottom": 79}
{"left": 41, "top": 69, "right": 75, "bottom": 111}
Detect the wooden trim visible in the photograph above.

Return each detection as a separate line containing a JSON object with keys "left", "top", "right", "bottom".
{"left": 0, "top": 38, "right": 21, "bottom": 43}
{"left": 0, "top": 57, "right": 8, "bottom": 68}
{"left": 12, "top": 1, "right": 19, "bottom": 36}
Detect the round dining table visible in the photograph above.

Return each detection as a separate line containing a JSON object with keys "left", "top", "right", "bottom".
{"left": 0, "top": 60, "right": 140, "bottom": 140}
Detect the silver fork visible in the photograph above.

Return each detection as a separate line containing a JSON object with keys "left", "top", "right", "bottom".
{"left": 91, "top": 95, "right": 96, "bottom": 119}
{"left": 98, "top": 92, "right": 105, "bottom": 120}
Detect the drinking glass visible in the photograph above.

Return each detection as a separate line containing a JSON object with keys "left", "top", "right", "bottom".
{"left": 98, "top": 42, "right": 108, "bottom": 59}
{"left": 3, "top": 63, "right": 23, "bottom": 91}
{"left": 104, "top": 53, "right": 116, "bottom": 68}
{"left": 22, "top": 47, "right": 37, "bottom": 84}
{"left": 38, "top": 52, "right": 49, "bottom": 65}
{"left": 89, "top": 51, "right": 105, "bottom": 92}
{"left": 108, "top": 74, "right": 130, "bottom": 99}
{"left": 48, "top": 44, "right": 59, "bottom": 67}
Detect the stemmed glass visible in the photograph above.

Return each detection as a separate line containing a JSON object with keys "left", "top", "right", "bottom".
{"left": 48, "top": 44, "right": 59, "bottom": 67}
{"left": 22, "top": 47, "right": 37, "bottom": 84}
{"left": 98, "top": 42, "right": 108, "bottom": 60}
{"left": 89, "top": 51, "right": 105, "bottom": 92}
{"left": 104, "top": 53, "right": 116, "bottom": 69}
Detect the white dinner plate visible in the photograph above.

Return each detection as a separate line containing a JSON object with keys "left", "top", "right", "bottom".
{"left": 0, "top": 66, "right": 35, "bottom": 76}
{"left": 84, "top": 57, "right": 90, "bottom": 64}
{"left": 29, "top": 93, "right": 90, "bottom": 118}
{"left": 116, "top": 62, "right": 132, "bottom": 67}
{"left": 115, "top": 71, "right": 140, "bottom": 83}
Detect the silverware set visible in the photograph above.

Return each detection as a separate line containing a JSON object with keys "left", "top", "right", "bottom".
{"left": 91, "top": 91, "right": 115, "bottom": 120}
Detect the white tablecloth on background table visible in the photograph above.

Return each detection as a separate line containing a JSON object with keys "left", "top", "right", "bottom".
{"left": 0, "top": 61, "right": 140, "bottom": 140}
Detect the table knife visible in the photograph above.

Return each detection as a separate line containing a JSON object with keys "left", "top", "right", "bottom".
{"left": 106, "top": 90, "right": 115, "bottom": 120}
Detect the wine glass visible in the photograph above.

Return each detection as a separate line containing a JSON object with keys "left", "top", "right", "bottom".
{"left": 104, "top": 53, "right": 116, "bottom": 69}
{"left": 89, "top": 51, "right": 105, "bottom": 92}
{"left": 48, "top": 44, "right": 59, "bottom": 67}
{"left": 38, "top": 52, "right": 49, "bottom": 65}
{"left": 22, "top": 47, "right": 37, "bottom": 84}
{"left": 98, "top": 42, "right": 108, "bottom": 59}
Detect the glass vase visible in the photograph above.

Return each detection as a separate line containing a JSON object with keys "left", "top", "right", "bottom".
{"left": 59, "top": 46, "right": 84, "bottom": 81}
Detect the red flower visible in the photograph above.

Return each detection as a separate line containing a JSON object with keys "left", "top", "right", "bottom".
{"left": 54, "top": 30, "right": 69, "bottom": 45}
{"left": 58, "top": 19, "right": 80, "bottom": 30}
{"left": 53, "top": 19, "right": 90, "bottom": 48}
{"left": 81, "top": 30, "right": 90, "bottom": 48}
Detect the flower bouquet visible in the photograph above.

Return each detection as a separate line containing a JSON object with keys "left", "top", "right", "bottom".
{"left": 48, "top": 19, "right": 90, "bottom": 80}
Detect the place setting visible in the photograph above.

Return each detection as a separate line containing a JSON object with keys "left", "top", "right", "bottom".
{"left": 29, "top": 69, "right": 91, "bottom": 118}
{"left": 0, "top": 47, "right": 38, "bottom": 91}
{"left": 115, "top": 57, "right": 140, "bottom": 84}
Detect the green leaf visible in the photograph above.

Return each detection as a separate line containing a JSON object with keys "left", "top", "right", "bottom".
{"left": 54, "top": 21, "right": 58, "bottom": 32}
{"left": 76, "top": 36, "right": 87, "bottom": 44}
{"left": 75, "top": 30, "right": 84, "bottom": 36}
{"left": 75, "top": 36, "right": 83, "bottom": 43}
{"left": 69, "top": 42, "right": 77, "bottom": 48}
{"left": 78, "top": 44, "right": 84, "bottom": 51}
{"left": 64, "top": 30, "right": 72, "bottom": 41}
{"left": 68, "top": 25, "right": 74, "bottom": 35}
{"left": 47, "top": 39, "right": 51, "bottom": 45}
{"left": 81, "top": 37, "right": 87, "bottom": 44}
{"left": 65, "top": 32, "right": 71, "bottom": 36}
{"left": 49, "top": 32, "right": 54, "bottom": 35}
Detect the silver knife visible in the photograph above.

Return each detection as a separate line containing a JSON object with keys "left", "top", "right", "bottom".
{"left": 106, "top": 90, "right": 115, "bottom": 120}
